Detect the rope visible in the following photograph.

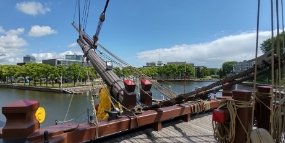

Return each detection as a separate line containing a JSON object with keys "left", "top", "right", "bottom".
{"left": 255, "top": 92, "right": 273, "bottom": 110}
{"left": 64, "top": 94, "right": 74, "bottom": 121}
{"left": 89, "top": 91, "right": 99, "bottom": 139}
{"left": 252, "top": 0, "right": 260, "bottom": 132}
{"left": 97, "top": 43, "right": 177, "bottom": 99}
{"left": 270, "top": 0, "right": 275, "bottom": 135}
{"left": 73, "top": 0, "right": 78, "bottom": 22}
{"left": 213, "top": 99, "right": 252, "bottom": 143}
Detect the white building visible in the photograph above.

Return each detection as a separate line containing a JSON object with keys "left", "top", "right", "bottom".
{"left": 233, "top": 60, "right": 254, "bottom": 73}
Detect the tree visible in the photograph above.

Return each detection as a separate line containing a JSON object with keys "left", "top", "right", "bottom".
{"left": 39, "top": 64, "right": 52, "bottom": 87}
{"left": 221, "top": 61, "right": 237, "bottom": 77}
{"left": 48, "top": 66, "right": 58, "bottom": 87}
{"left": 88, "top": 67, "right": 97, "bottom": 80}
{"left": 139, "top": 67, "right": 158, "bottom": 78}
{"left": 16, "top": 65, "right": 28, "bottom": 86}
{"left": 208, "top": 68, "right": 219, "bottom": 76}
{"left": 201, "top": 67, "right": 210, "bottom": 78}
{"left": 113, "top": 67, "right": 123, "bottom": 77}
{"left": 67, "top": 64, "right": 82, "bottom": 87}
{"left": 56, "top": 65, "right": 67, "bottom": 88}
{"left": 1, "top": 65, "right": 10, "bottom": 83}
{"left": 122, "top": 66, "right": 134, "bottom": 78}
{"left": 260, "top": 32, "right": 285, "bottom": 53}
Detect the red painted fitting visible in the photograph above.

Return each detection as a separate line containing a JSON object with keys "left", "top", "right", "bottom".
{"left": 123, "top": 79, "right": 136, "bottom": 92}
{"left": 212, "top": 109, "right": 229, "bottom": 123}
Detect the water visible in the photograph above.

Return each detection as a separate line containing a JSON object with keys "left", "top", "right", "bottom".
{"left": 0, "top": 81, "right": 213, "bottom": 127}
{"left": 0, "top": 88, "right": 90, "bottom": 127}
{"left": 151, "top": 81, "right": 214, "bottom": 99}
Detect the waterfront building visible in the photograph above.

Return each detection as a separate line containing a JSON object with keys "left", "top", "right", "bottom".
{"left": 65, "top": 54, "right": 83, "bottom": 61}
{"left": 167, "top": 61, "right": 194, "bottom": 67}
{"left": 233, "top": 60, "right": 254, "bottom": 73}
{"left": 146, "top": 62, "right": 156, "bottom": 67}
{"left": 42, "top": 59, "right": 86, "bottom": 66}
{"left": 17, "top": 55, "right": 36, "bottom": 65}
{"left": 23, "top": 55, "right": 36, "bottom": 63}
{"left": 157, "top": 61, "right": 163, "bottom": 66}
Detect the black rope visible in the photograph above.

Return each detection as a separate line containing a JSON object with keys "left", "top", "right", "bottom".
{"left": 73, "top": 0, "right": 78, "bottom": 22}
{"left": 84, "top": 0, "right": 91, "bottom": 29}
{"left": 276, "top": 0, "right": 282, "bottom": 85}
{"left": 78, "top": 0, "right": 81, "bottom": 30}
{"left": 271, "top": 0, "right": 276, "bottom": 88}
{"left": 82, "top": 0, "right": 87, "bottom": 29}
{"left": 93, "top": 0, "right": 111, "bottom": 45}
{"left": 103, "top": 0, "right": 110, "bottom": 14}
{"left": 253, "top": 0, "right": 260, "bottom": 91}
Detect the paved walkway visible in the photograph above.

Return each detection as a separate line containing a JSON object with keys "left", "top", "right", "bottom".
{"left": 95, "top": 113, "right": 216, "bottom": 143}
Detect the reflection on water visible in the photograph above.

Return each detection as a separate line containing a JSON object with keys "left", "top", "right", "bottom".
{"left": 0, "top": 81, "right": 216, "bottom": 127}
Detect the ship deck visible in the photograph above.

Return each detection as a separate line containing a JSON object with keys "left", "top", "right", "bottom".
{"left": 96, "top": 113, "right": 215, "bottom": 143}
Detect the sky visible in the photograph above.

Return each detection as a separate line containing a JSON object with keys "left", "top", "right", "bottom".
{"left": 0, "top": 0, "right": 282, "bottom": 68}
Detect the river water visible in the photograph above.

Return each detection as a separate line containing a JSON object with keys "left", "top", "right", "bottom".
{"left": 0, "top": 81, "right": 215, "bottom": 127}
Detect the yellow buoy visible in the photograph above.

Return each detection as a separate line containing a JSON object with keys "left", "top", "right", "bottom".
{"left": 35, "top": 107, "right": 46, "bottom": 123}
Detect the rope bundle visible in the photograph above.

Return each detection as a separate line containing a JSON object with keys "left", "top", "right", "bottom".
{"left": 213, "top": 99, "right": 252, "bottom": 143}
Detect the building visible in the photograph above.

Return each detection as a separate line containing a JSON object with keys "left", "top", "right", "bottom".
{"left": 167, "top": 61, "right": 186, "bottom": 65}
{"left": 233, "top": 60, "right": 254, "bottom": 74}
{"left": 157, "top": 61, "right": 163, "bottom": 66}
{"left": 42, "top": 59, "right": 61, "bottom": 66}
{"left": 17, "top": 55, "right": 36, "bottom": 65}
{"left": 145, "top": 62, "right": 156, "bottom": 67}
{"left": 42, "top": 59, "right": 86, "bottom": 66}
{"left": 167, "top": 61, "right": 194, "bottom": 67}
{"left": 23, "top": 55, "right": 36, "bottom": 63}
{"left": 65, "top": 54, "right": 83, "bottom": 61}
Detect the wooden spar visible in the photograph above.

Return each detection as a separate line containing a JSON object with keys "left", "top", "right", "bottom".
{"left": 73, "top": 23, "right": 126, "bottom": 102}
{"left": 77, "top": 38, "right": 124, "bottom": 99}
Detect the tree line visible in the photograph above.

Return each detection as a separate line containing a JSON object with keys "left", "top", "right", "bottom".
{"left": 113, "top": 64, "right": 219, "bottom": 79}
{"left": 0, "top": 63, "right": 97, "bottom": 87}
{"left": 2, "top": 31, "right": 280, "bottom": 87}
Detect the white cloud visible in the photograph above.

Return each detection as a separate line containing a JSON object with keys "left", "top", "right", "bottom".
{"left": 16, "top": 1, "right": 50, "bottom": 16}
{"left": 0, "top": 27, "right": 27, "bottom": 64}
{"left": 28, "top": 25, "right": 57, "bottom": 37}
{"left": 137, "top": 31, "right": 272, "bottom": 68}
{"left": 32, "top": 50, "right": 83, "bottom": 62}
{"left": 68, "top": 42, "right": 79, "bottom": 48}
{"left": 0, "top": 27, "right": 4, "bottom": 33}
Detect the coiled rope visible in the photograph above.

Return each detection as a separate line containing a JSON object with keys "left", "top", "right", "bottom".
{"left": 213, "top": 99, "right": 252, "bottom": 143}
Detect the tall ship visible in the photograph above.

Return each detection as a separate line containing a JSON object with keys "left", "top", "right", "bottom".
{"left": 0, "top": 0, "right": 285, "bottom": 142}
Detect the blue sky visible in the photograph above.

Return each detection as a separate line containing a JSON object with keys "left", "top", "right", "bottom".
{"left": 0, "top": 0, "right": 280, "bottom": 68}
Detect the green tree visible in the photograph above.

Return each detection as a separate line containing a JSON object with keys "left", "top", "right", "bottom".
{"left": 16, "top": 65, "right": 28, "bottom": 86}
{"left": 122, "top": 66, "right": 134, "bottom": 77}
{"left": 67, "top": 64, "right": 82, "bottom": 86}
{"left": 208, "top": 68, "right": 219, "bottom": 76}
{"left": 25, "top": 63, "right": 42, "bottom": 86}
{"left": 139, "top": 67, "right": 158, "bottom": 78}
{"left": 113, "top": 67, "right": 123, "bottom": 77}
{"left": 88, "top": 67, "right": 97, "bottom": 80}
{"left": 201, "top": 67, "right": 210, "bottom": 78}
{"left": 80, "top": 67, "right": 95, "bottom": 85}
{"left": 260, "top": 32, "right": 285, "bottom": 53}
{"left": 1, "top": 65, "right": 10, "bottom": 83}
{"left": 221, "top": 61, "right": 237, "bottom": 77}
